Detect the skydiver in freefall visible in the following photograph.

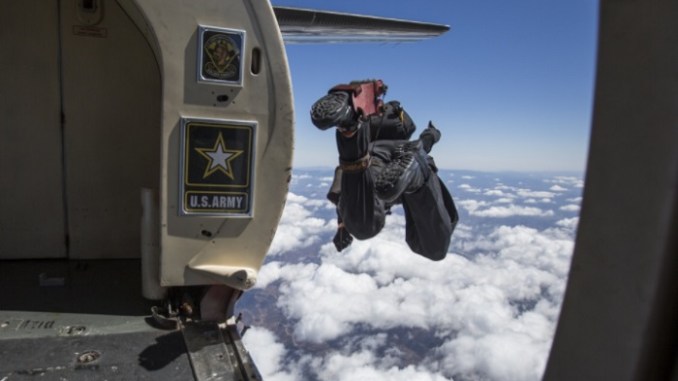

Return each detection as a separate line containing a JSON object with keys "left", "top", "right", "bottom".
{"left": 310, "top": 80, "right": 458, "bottom": 261}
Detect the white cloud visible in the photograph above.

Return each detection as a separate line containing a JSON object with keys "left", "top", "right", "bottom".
{"left": 458, "top": 199, "right": 488, "bottom": 213}
{"left": 274, "top": 220, "right": 571, "bottom": 377}
{"left": 436, "top": 324, "right": 550, "bottom": 381}
{"left": 556, "top": 217, "right": 579, "bottom": 230}
{"left": 460, "top": 199, "right": 553, "bottom": 218}
{"left": 457, "top": 198, "right": 553, "bottom": 218}
{"left": 484, "top": 188, "right": 516, "bottom": 199}
{"left": 517, "top": 189, "right": 556, "bottom": 199}
{"left": 246, "top": 329, "right": 453, "bottom": 381}
{"left": 472, "top": 205, "right": 554, "bottom": 218}
{"left": 448, "top": 223, "right": 475, "bottom": 242}
{"left": 268, "top": 193, "right": 335, "bottom": 256}
{"left": 292, "top": 173, "right": 312, "bottom": 181}
{"left": 248, "top": 178, "right": 577, "bottom": 381}
{"left": 546, "top": 176, "right": 584, "bottom": 188}
{"left": 549, "top": 185, "right": 567, "bottom": 192}
{"left": 313, "top": 348, "right": 453, "bottom": 381}
{"left": 243, "top": 327, "right": 300, "bottom": 381}
{"left": 458, "top": 184, "right": 481, "bottom": 193}
{"left": 484, "top": 190, "right": 505, "bottom": 196}
{"left": 494, "top": 184, "right": 515, "bottom": 191}
{"left": 559, "top": 204, "right": 580, "bottom": 212}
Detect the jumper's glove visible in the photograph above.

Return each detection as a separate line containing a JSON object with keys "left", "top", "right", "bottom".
{"left": 333, "top": 225, "right": 353, "bottom": 252}
{"left": 419, "top": 121, "right": 441, "bottom": 153}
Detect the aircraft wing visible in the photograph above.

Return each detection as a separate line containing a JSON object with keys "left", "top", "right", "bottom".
{"left": 273, "top": 6, "right": 450, "bottom": 43}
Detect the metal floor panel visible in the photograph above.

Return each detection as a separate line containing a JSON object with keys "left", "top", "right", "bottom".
{"left": 0, "top": 329, "right": 193, "bottom": 380}
{"left": 0, "top": 260, "right": 194, "bottom": 379}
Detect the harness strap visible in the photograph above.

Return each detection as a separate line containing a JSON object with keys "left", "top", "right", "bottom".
{"left": 340, "top": 153, "right": 371, "bottom": 173}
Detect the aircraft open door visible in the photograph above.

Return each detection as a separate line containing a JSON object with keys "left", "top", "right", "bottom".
{"left": 124, "top": 0, "right": 294, "bottom": 294}
{"left": 0, "top": 0, "right": 292, "bottom": 294}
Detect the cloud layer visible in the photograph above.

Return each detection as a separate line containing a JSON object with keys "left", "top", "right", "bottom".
{"left": 241, "top": 171, "right": 582, "bottom": 381}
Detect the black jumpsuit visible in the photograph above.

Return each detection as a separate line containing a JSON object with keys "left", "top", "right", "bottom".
{"left": 329, "top": 102, "right": 458, "bottom": 261}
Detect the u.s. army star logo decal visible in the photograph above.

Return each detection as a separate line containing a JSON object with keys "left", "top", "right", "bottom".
{"left": 181, "top": 118, "right": 255, "bottom": 217}
{"left": 194, "top": 133, "right": 243, "bottom": 180}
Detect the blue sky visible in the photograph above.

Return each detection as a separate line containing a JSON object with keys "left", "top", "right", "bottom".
{"left": 271, "top": 0, "right": 599, "bottom": 172}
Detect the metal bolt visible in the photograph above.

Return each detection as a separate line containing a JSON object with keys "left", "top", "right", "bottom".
{"left": 76, "top": 350, "right": 101, "bottom": 364}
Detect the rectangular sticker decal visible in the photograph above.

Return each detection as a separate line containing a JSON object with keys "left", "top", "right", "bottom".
{"left": 180, "top": 118, "right": 255, "bottom": 217}
{"left": 197, "top": 26, "right": 245, "bottom": 85}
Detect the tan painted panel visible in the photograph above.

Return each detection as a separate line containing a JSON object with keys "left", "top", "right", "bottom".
{"left": 131, "top": 0, "right": 294, "bottom": 289}
{"left": 60, "top": 0, "right": 161, "bottom": 258}
{"left": 0, "top": 2, "right": 66, "bottom": 258}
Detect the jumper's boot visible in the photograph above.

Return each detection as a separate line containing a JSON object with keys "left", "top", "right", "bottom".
{"left": 374, "top": 139, "right": 431, "bottom": 204}
{"left": 310, "top": 91, "right": 359, "bottom": 134}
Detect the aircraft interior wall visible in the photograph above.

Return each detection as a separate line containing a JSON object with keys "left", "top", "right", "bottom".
{"left": 0, "top": 0, "right": 161, "bottom": 260}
